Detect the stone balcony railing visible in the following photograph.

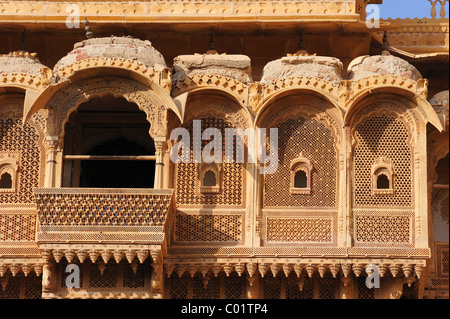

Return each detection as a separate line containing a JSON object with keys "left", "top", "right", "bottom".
{"left": 34, "top": 188, "right": 175, "bottom": 261}
{"left": 378, "top": 0, "right": 449, "bottom": 55}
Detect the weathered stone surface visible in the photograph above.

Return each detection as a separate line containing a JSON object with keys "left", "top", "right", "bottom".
{"left": 260, "top": 55, "right": 344, "bottom": 84}
{"left": 172, "top": 53, "right": 253, "bottom": 84}
{"left": 429, "top": 90, "right": 449, "bottom": 107}
{"left": 347, "top": 54, "right": 422, "bottom": 81}
{"left": 53, "top": 36, "right": 167, "bottom": 71}
{"left": 0, "top": 52, "right": 48, "bottom": 77}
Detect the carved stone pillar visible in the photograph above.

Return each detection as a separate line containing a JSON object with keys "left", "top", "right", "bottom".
{"left": 246, "top": 274, "right": 262, "bottom": 299}
{"left": 340, "top": 273, "right": 353, "bottom": 299}
{"left": 44, "top": 136, "right": 59, "bottom": 188}
{"left": 154, "top": 137, "right": 166, "bottom": 189}
{"left": 379, "top": 276, "right": 404, "bottom": 299}
{"left": 42, "top": 262, "right": 56, "bottom": 298}
{"left": 150, "top": 247, "right": 164, "bottom": 298}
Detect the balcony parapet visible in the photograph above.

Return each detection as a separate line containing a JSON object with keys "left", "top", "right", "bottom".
{"left": 34, "top": 188, "right": 175, "bottom": 250}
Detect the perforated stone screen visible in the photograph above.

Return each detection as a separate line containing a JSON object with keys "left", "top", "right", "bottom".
{"left": 353, "top": 113, "right": 413, "bottom": 207}
{"left": 263, "top": 116, "right": 337, "bottom": 208}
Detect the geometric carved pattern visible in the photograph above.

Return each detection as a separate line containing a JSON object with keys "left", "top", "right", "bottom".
{"left": 354, "top": 214, "right": 412, "bottom": 244}
{"left": 0, "top": 273, "right": 42, "bottom": 299}
{"left": 319, "top": 273, "right": 339, "bottom": 299}
{"left": 35, "top": 189, "right": 173, "bottom": 227}
{"left": 266, "top": 217, "right": 332, "bottom": 243}
{"left": 286, "top": 272, "right": 314, "bottom": 299}
{"left": 436, "top": 244, "right": 450, "bottom": 279}
{"left": 175, "top": 116, "right": 244, "bottom": 207}
{"left": 263, "top": 116, "right": 337, "bottom": 208}
{"left": 0, "top": 118, "right": 43, "bottom": 204}
{"left": 442, "top": 249, "right": 449, "bottom": 275}
{"left": 353, "top": 113, "right": 413, "bottom": 207}
{"left": 168, "top": 274, "right": 189, "bottom": 299}
{"left": 223, "top": 273, "right": 244, "bottom": 299}
{"left": 192, "top": 274, "right": 220, "bottom": 299}
{"left": 123, "top": 261, "right": 147, "bottom": 289}
{"left": 175, "top": 214, "right": 242, "bottom": 242}
{"left": 356, "top": 276, "right": 375, "bottom": 299}
{"left": 0, "top": 214, "right": 36, "bottom": 241}
{"left": 263, "top": 273, "right": 281, "bottom": 299}
{"left": 89, "top": 261, "right": 119, "bottom": 289}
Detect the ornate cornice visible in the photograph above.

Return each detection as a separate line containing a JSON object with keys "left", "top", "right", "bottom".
{"left": 163, "top": 258, "right": 427, "bottom": 280}
{"left": 54, "top": 57, "right": 171, "bottom": 92}
{"left": 0, "top": 1, "right": 359, "bottom": 24}
{"left": 172, "top": 74, "right": 250, "bottom": 110}
{"left": 0, "top": 71, "right": 51, "bottom": 93}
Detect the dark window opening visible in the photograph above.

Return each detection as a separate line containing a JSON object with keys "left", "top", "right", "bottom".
{"left": 63, "top": 96, "right": 156, "bottom": 188}
{"left": 80, "top": 138, "right": 155, "bottom": 188}
{"left": 294, "top": 170, "right": 308, "bottom": 188}
{"left": 0, "top": 172, "right": 12, "bottom": 189}
{"left": 203, "top": 170, "right": 217, "bottom": 187}
{"left": 435, "top": 153, "right": 449, "bottom": 185}
{"left": 376, "top": 174, "right": 390, "bottom": 189}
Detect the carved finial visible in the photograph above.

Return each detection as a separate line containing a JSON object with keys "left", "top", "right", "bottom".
{"left": 288, "top": 30, "right": 315, "bottom": 57}
{"left": 84, "top": 17, "right": 93, "bottom": 39}
{"left": 381, "top": 31, "right": 390, "bottom": 55}
{"left": 20, "top": 30, "right": 27, "bottom": 51}
{"left": 298, "top": 30, "right": 306, "bottom": 51}
{"left": 206, "top": 31, "right": 218, "bottom": 55}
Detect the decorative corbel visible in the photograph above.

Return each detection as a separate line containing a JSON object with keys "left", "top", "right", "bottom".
{"left": 42, "top": 262, "right": 55, "bottom": 293}
{"left": 150, "top": 247, "right": 163, "bottom": 292}
{"left": 338, "top": 80, "right": 353, "bottom": 109}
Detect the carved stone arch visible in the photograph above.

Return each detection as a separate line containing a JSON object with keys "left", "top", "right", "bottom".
{"left": 345, "top": 84, "right": 442, "bottom": 132}
{"left": 348, "top": 95, "right": 420, "bottom": 152}
{"left": 256, "top": 93, "right": 343, "bottom": 152}
{"left": 43, "top": 77, "right": 168, "bottom": 144}
{"left": 172, "top": 92, "right": 248, "bottom": 208}
{"left": 182, "top": 91, "right": 253, "bottom": 131}
{"left": 255, "top": 88, "right": 343, "bottom": 130}
{"left": 0, "top": 95, "right": 46, "bottom": 198}
{"left": 254, "top": 77, "right": 341, "bottom": 116}
{"left": 258, "top": 93, "right": 342, "bottom": 212}
{"left": 428, "top": 133, "right": 449, "bottom": 184}
{"left": 172, "top": 75, "right": 251, "bottom": 120}
{"left": 350, "top": 95, "right": 417, "bottom": 209}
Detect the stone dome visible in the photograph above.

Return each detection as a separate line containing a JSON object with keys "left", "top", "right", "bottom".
{"left": 347, "top": 54, "right": 422, "bottom": 81}
{"left": 173, "top": 53, "right": 253, "bottom": 84}
{"left": 260, "top": 54, "right": 344, "bottom": 84}
{"left": 429, "top": 90, "right": 449, "bottom": 107}
{"left": 53, "top": 36, "right": 167, "bottom": 72}
{"left": 0, "top": 51, "right": 49, "bottom": 77}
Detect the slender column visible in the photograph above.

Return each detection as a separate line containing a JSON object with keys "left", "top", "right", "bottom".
{"left": 150, "top": 247, "right": 164, "bottom": 299}
{"left": 344, "top": 126, "right": 353, "bottom": 247}
{"left": 44, "top": 136, "right": 59, "bottom": 188}
{"left": 41, "top": 250, "right": 56, "bottom": 299}
{"left": 246, "top": 274, "right": 262, "bottom": 299}
{"left": 154, "top": 137, "right": 166, "bottom": 189}
{"left": 416, "top": 124, "right": 429, "bottom": 248}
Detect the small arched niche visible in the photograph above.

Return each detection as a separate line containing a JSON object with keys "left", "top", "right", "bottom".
{"left": 0, "top": 156, "right": 18, "bottom": 193}
{"left": 199, "top": 163, "right": 221, "bottom": 194}
{"left": 371, "top": 157, "right": 394, "bottom": 195}
{"left": 290, "top": 153, "right": 313, "bottom": 195}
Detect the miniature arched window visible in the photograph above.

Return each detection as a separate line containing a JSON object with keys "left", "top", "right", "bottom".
{"left": 0, "top": 156, "right": 18, "bottom": 193}
{"left": 290, "top": 153, "right": 313, "bottom": 194}
{"left": 376, "top": 174, "right": 390, "bottom": 189}
{"left": 203, "top": 170, "right": 217, "bottom": 187}
{"left": 372, "top": 157, "right": 394, "bottom": 195}
{"left": 294, "top": 170, "right": 308, "bottom": 188}
{"left": 0, "top": 172, "right": 12, "bottom": 189}
{"left": 200, "top": 163, "right": 221, "bottom": 193}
